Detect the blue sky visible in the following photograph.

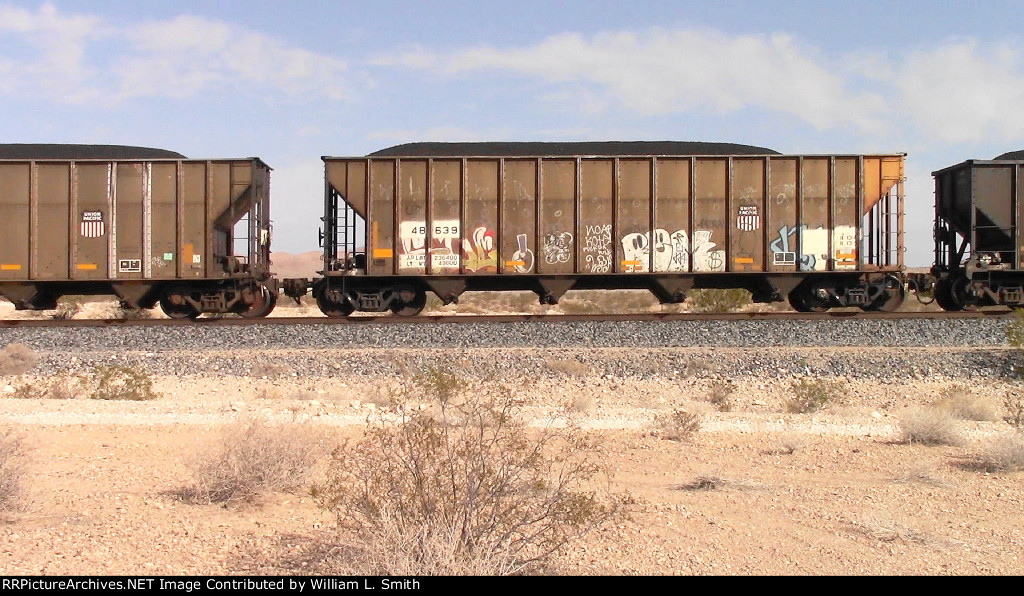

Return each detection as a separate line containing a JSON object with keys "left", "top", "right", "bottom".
{"left": 2, "top": 1, "right": 1023, "bottom": 266}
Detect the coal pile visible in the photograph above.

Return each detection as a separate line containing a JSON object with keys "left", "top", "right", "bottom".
{"left": 0, "top": 144, "right": 185, "bottom": 160}
{"left": 370, "top": 141, "right": 779, "bottom": 157}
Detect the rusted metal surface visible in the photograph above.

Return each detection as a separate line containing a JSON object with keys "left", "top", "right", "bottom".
{"left": 0, "top": 157, "right": 273, "bottom": 310}
{"left": 324, "top": 153, "right": 905, "bottom": 279}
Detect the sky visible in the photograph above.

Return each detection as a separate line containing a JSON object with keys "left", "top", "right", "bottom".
{"left": 2, "top": 0, "right": 1023, "bottom": 266}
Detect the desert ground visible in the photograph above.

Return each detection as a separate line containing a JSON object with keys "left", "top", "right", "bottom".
{"left": 0, "top": 264, "right": 1021, "bottom": 576}
{"left": 1, "top": 344, "right": 1023, "bottom": 575}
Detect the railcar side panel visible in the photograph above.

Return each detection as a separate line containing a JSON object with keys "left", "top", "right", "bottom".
{"left": 693, "top": 158, "right": 727, "bottom": 272}
{"left": 539, "top": 159, "right": 576, "bottom": 275}
{"left": 73, "top": 163, "right": 111, "bottom": 280}
{"left": 396, "top": 159, "right": 427, "bottom": 275}
{"left": 0, "top": 164, "right": 30, "bottom": 279}
{"left": 151, "top": 163, "right": 178, "bottom": 279}
{"left": 501, "top": 159, "right": 537, "bottom": 274}
{"left": 580, "top": 159, "right": 613, "bottom": 274}
{"left": 432, "top": 160, "right": 462, "bottom": 275}
{"left": 368, "top": 160, "right": 395, "bottom": 276}
{"left": 617, "top": 159, "right": 651, "bottom": 274}
{"left": 464, "top": 159, "right": 498, "bottom": 274}
{"left": 767, "top": 158, "right": 798, "bottom": 273}
{"left": 35, "top": 164, "right": 70, "bottom": 279}
{"left": 652, "top": 158, "right": 690, "bottom": 273}
{"left": 730, "top": 158, "right": 764, "bottom": 272}
{"left": 0, "top": 158, "right": 271, "bottom": 284}
{"left": 323, "top": 153, "right": 904, "bottom": 282}
{"left": 115, "top": 163, "right": 145, "bottom": 281}
{"left": 800, "top": 158, "right": 829, "bottom": 272}
{"left": 833, "top": 158, "right": 858, "bottom": 271}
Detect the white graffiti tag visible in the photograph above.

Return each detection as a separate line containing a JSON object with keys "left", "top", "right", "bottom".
{"left": 543, "top": 232, "right": 573, "bottom": 265}
{"left": 582, "top": 224, "right": 612, "bottom": 273}
{"left": 621, "top": 229, "right": 725, "bottom": 272}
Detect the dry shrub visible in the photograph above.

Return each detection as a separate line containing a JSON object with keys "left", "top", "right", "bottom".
{"left": 933, "top": 385, "right": 1000, "bottom": 421}
{"left": 785, "top": 378, "right": 843, "bottom": 413}
{"left": 90, "top": 365, "right": 159, "bottom": 401}
{"left": 687, "top": 289, "right": 751, "bottom": 313}
{"left": 1004, "top": 391, "right": 1024, "bottom": 429}
{"left": 0, "top": 344, "right": 37, "bottom": 376}
{"left": 313, "top": 373, "right": 623, "bottom": 575}
{"left": 777, "top": 432, "right": 807, "bottom": 455}
{"left": 544, "top": 358, "right": 591, "bottom": 377}
{"left": 183, "top": 417, "right": 325, "bottom": 504}
{"left": 115, "top": 305, "right": 151, "bottom": 320}
{"left": 7, "top": 366, "right": 155, "bottom": 401}
{"left": 652, "top": 408, "right": 701, "bottom": 442}
{"left": 51, "top": 303, "right": 80, "bottom": 320}
{"left": 898, "top": 406, "right": 964, "bottom": 446}
{"left": 894, "top": 465, "right": 952, "bottom": 487}
{"left": 674, "top": 474, "right": 765, "bottom": 492}
{"left": 972, "top": 433, "right": 1024, "bottom": 472}
{"left": 0, "top": 430, "right": 25, "bottom": 511}
{"left": 853, "top": 515, "right": 929, "bottom": 544}
{"left": 569, "top": 395, "right": 597, "bottom": 414}
{"left": 706, "top": 381, "right": 735, "bottom": 412}
{"left": 9, "top": 375, "right": 81, "bottom": 400}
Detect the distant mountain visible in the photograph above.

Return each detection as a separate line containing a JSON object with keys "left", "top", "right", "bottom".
{"left": 270, "top": 251, "right": 322, "bottom": 279}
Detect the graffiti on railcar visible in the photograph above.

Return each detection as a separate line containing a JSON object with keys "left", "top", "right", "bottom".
{"left": 462, "top": 226, "right": 498, "bottom": 272}
{"left": 582, "top": 224, "right": 612, "bottom": 273}
{"left": 543, "top": 232, "right": 573, "bottom": 265}
{"left": 506, "top": 234, "right": 535, "bottom": 273}
{"left": 398, "top": 219, "right": 458, "bottom": 270}
{"left": 398, "top": 220, "right": 500, "bottom": 272}
{"left": 769, "top": 224, "right": 854, "bottom": 271}
{"left": 620, "top": 229, "right": 726, "bottom": 273}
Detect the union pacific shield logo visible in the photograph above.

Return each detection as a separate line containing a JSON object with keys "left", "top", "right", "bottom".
{"left": 737, "top": 206, "right": 760, "bottom": 232}
{"left": 80, "top": 211, "right": 105, "bottom": 238}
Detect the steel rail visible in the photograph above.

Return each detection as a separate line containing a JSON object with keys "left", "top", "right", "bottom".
{"left": 0, "top": 308, "right": 1014, "bottom": 328}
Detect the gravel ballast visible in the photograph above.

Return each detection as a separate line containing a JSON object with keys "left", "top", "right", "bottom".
{"left": 0, "top": 317, "right": 1018, "bottom": 381}
{"left": 0, "top": 318, "right": 1011, "bottom": 352}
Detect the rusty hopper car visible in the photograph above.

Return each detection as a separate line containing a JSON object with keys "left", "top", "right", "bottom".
{"left": 932, "top": 156, "right": 1024, "bottom": 310}
{"left": 0, "top": 152, "right": 276, "bottom": 318}
{"left": 304, "top": 142, "right": 905, "bottom": 316}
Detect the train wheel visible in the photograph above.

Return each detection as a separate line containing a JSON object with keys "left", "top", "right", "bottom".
{"left": 240, "top": 285, "right": 277, "bottom": 318}
{"left": 390, "top": 289, "right": 426, "bottom": 317}
{"left": 867, "top": 275, "right": 905, "bottom": 312}
{"left": 788, "top": 287, "right": 828, "bottom": 313}
{"left": 788, "top": 291, "right": 811, "bottom": 312}
{"left": 934, "top": 277, "right": 965, "bottom": 312}
{"left": 159, "top": 288, "right": 199, "bottom": 320}
{"left": 316, "top": 293, "right": 354, "bottom": 318}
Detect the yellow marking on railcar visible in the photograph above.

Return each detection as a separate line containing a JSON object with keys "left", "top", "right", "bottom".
{"left": 76, "top": 264, "right": 98, "bottom": 270}
{"left": 505, "top": 260, "right": 526, "bottom": 268}
{"left": 734, "top": 257, "right": 755, "bottom": 264}
{"left": 369, "top": 221, "right": 392, "bottom": 259}
{"left": 835, "top": 252, "right": 857, "bottom": 259}
{"left": 622, "top": 260, "right": 641, "bottom": 266}
{"left": 0, "top": 264, "right": 21, "bottom": 270}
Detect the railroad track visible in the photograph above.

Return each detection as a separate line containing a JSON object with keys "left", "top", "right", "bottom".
{"left": 0, "top": 308, "right": 1014, "bottom": 328}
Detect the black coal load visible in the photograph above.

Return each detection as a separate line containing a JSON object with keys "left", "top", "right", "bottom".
{"left": 0, "top": 144, "right": 185, "bottom": 159}
{"left": 370, "top": 141, "right": 779, "bottom": 157}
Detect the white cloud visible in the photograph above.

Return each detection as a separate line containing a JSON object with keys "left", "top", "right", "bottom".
{"left": 0, "top": 2, "right": 108, "bottom": 102}
{"left": 115, "top": 15, "right": 348, "bottom": 101}
{"left": 384, "top": 28, "right": 891, "bottom": 135}
{"left": 894, "top": 40, "right": 1024, "bottom": 144}
{"left": 0, "top": 3, "right": 348, "bottom": 104}
{"left": 380, "top": 28, "right": 1024, "bottom": 148}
